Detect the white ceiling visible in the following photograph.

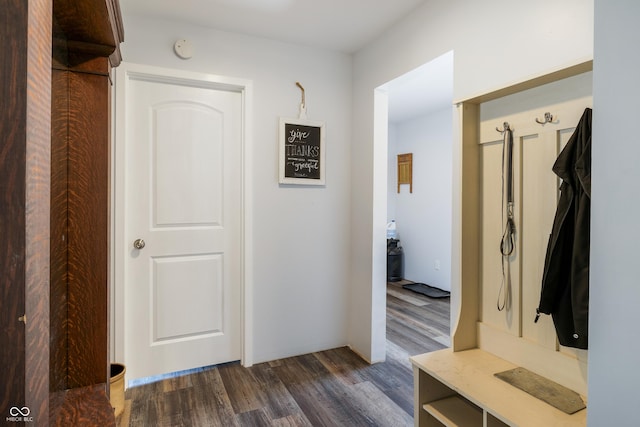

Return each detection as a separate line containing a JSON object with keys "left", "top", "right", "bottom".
{"left": 120, "top": 0, "right": 428, "bottom": 54}
{"left": 386, "top": 51, "right": 454, "bottom": 124}
{"left": 119, "top": 0, "right": 452, "bottom": 123}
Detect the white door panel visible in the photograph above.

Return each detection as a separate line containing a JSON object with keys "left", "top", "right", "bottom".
{"left": 152, "top": 254, "right": 223, "bottom": 343}
{"left": 123, "top": 72, "right": 242, "bottom": 381}
{"left": 153, "top": 102, "right": 224, "bottom": 227}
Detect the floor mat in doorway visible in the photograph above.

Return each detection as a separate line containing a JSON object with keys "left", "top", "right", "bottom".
{"left": 402, "top": 283, "right": 450, "bottom": 298}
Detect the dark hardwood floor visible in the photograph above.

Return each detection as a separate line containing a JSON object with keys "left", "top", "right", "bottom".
{"left": 118, "top": 280, "right": 450, "bottom": 426}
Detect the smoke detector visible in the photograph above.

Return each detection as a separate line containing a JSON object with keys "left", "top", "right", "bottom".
{"left": 174, "top": 39, "right": 194, "bottom": 59}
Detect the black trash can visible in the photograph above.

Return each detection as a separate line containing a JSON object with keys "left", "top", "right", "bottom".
{"left": 387, "top": 238, "right": 404, "bottom": 282}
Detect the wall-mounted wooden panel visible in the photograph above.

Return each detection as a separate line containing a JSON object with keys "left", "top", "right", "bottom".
{"left": 397, "top": 153, "right": 413, "bottom": 193}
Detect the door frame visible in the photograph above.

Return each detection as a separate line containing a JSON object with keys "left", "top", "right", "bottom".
{"left": 111, "top": 62, "right": 254, "bottom": 371}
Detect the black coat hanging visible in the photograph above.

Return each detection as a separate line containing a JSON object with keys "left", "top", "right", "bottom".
{"left": 536, "top": 107, "right": 592, "bottom": 350}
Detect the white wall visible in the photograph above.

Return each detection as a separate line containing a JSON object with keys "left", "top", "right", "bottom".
{"left": 387, "top": 123, "right": 398, "bottom": 222}
{"left": 117, "top": 15, "right": 353, "bottom": 364}
{"left": 588, "top": 1, "right": 640, "bottom": 425}
{"left": 387, "top": 108, "right": 453, "bottom": 291}
{"left": 350, "top": 0, "right": 593, "bottom": 361}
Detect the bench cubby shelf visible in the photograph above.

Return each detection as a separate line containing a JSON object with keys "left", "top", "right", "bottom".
{"left": 411, "top": 349, "right": 586, "bottom": 427}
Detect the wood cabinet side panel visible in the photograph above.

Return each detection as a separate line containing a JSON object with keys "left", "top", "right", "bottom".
{"left": 50, "top": 68, "right": 70, "bottom": 392}
{"left": 25, "top": 0, "right": 53, "bottom": 422}
{"left": 0, "top": 0, "right": 29, "bottom": 415}
{"left": 66, "top": 70, "right": 110, "bottom": 388}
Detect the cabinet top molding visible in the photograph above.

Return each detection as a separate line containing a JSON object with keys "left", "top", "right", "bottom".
{"left": 54, "top": 0, "right": 124, "bottom": 66}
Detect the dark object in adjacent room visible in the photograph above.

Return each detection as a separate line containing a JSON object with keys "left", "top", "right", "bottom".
{"left": 387, "top": 239, "right": 404, "bottom": 282}
{"left": 403, "top": 283, "right": 450, "bottom": 299}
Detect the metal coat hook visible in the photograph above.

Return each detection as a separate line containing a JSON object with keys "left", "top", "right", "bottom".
{"left": 535, "top": 112, "right": 554, "bottom": 125}
{"left": 496, "top": 122, "right": 512, "bottom": 133}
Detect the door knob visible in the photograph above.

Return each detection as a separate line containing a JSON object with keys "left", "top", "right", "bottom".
{"left": 133, "top": 239, "right": 145, "bottom": 250}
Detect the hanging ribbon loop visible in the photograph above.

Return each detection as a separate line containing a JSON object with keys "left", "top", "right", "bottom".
{"left": 296, "top": 82, "right": 307, "bottom": 119}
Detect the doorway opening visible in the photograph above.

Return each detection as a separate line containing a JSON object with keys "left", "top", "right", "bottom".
{"left": 376, "top": 51, "right": 454, "bottom": 359}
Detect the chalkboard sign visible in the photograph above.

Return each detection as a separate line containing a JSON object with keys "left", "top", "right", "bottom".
{"left": 279, "top": 117, "right": 325, "bottom": 185}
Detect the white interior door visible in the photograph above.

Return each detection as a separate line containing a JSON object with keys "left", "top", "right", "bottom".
{"left": 122, "top": 70, "right": 242, "bottom": 382}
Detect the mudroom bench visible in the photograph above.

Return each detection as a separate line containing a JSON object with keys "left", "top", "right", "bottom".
{"left": 410, "top": 348, "right": 587, "bottom": 427}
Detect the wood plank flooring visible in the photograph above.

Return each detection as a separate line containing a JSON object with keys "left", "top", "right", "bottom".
{"left": 118, "top": 281, "right": 449, "bottom": 426}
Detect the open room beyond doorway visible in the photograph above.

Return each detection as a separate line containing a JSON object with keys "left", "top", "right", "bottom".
{"left": 377, "top": 51, "right": 454, "bottom": 357}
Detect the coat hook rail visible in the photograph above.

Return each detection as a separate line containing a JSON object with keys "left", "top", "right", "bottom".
{"left": 496, "top": 122, "right": 511, "bottom": 133}
{"left": 535, "top": 112, "right": 554, "bottom": 125}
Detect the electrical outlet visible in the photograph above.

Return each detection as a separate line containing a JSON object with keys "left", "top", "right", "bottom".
{"left": 434, "top": 260, "right": 441, "bottom": 271}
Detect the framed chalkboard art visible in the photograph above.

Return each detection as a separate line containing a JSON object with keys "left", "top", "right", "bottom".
{"left": 279, "top": 117, "right": 326, "bottom": 185}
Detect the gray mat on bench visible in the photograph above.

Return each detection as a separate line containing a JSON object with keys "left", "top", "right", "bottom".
{"left": 495, "top": 367, "right": 586, "bottom": 415}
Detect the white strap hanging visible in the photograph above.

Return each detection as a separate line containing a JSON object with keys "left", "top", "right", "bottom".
{"left": 296, "top": 81, "right": 307, "bottom": 120}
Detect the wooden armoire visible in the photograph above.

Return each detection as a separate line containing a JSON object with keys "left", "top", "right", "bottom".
{"left": 0, "top": 0, "right": 123, "bottom": 425}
